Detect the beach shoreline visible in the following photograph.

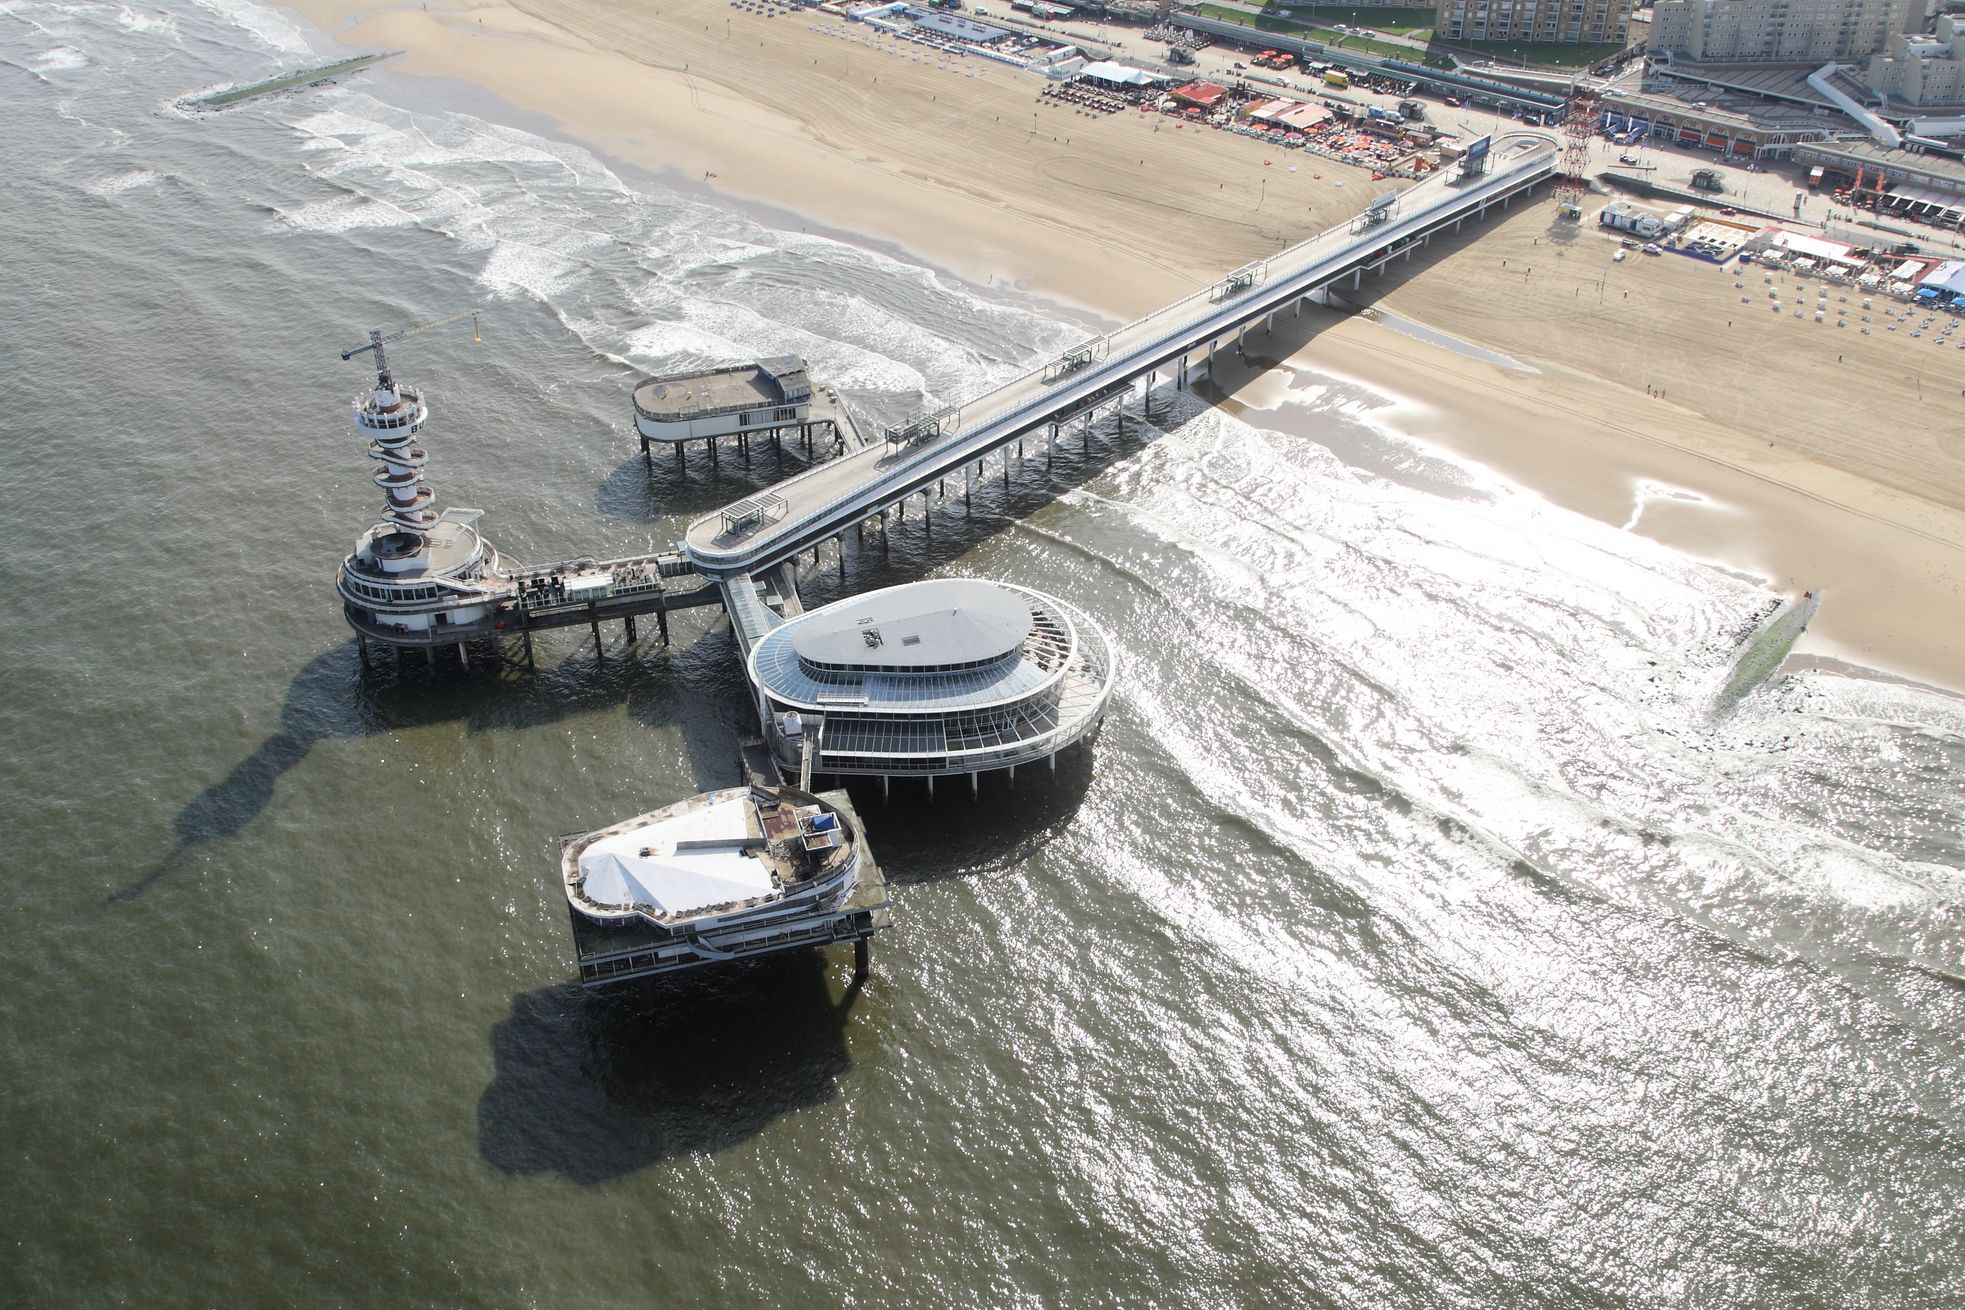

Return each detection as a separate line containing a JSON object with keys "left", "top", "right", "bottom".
{"left": 282, "top": 0, "right": 1965, "bottom": 692}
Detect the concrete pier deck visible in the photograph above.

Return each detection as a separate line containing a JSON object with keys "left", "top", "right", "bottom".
{"left": 683, "top": 133, "right": 1558, "bottom": 580}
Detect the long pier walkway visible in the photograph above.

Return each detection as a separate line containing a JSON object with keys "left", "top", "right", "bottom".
{"left": 683, "top": 133, "right": 1559, "bottom": 581}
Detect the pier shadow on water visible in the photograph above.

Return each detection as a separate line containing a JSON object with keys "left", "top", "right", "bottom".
{"left": 109, "top": 625, "right": 747, "bottom": 904}
{"left": 476, "top": 953, "right": 857, "bottom": 1184}
{"left": 836, "top": 742, "right": 1100, "bottom": 886}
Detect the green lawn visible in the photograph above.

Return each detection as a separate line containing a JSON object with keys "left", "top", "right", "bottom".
{"left": 1432, "top": 38, "right": 1625, "bottom": 69}
{"left": 1192, "top": 3, "right": 1418, "bottom": 61}
{"left": 1263, "top": 5, "right": 1435, "bottom": 39}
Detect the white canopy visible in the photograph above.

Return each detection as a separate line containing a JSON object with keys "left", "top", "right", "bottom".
{"left": 1079, "top": 60, "right": 1162, "bottom": 87}
{"left": 578, "top": 796, "right": 776, "bottom": 917}
{"left": 1919, "top": 259, "right": 1965, "bottom": 296}
{"left": 1770, "top": 230, "right": 1861, "bottom": 265}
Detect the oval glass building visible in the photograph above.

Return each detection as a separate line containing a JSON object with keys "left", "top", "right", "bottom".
{"left": 748, "top": 579, "right": 1116, "bottom": 785}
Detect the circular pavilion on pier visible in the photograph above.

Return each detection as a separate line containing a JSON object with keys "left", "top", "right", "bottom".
{"left": 747, "top": 578, "right": 1116, "bottom": 792}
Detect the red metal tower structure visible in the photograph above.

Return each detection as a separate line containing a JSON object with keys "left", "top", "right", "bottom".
{"left": 1557, "top": 89, "right": 1598, "bottom": 206}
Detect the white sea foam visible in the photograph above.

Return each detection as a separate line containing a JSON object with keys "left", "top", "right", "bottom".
{"left": 81, "top": 167, "right": 161, "bottom": 196}
{"left": 274, "top": 192, "right": 416, "bottom": 236}
{"left": 1079, "top": 396, "right": 1964, "bottom": 971}
{"left": 188, "top": 0, "right": 310, "bottom": 58}
{"left": 28, "top": 45, "right": 88, "bottom": 72}
{"left": 273, "top": 87, "right": 1072, "bottom": 408}
{"left": 114, "top": 6, "right": 176, "bottom": 37}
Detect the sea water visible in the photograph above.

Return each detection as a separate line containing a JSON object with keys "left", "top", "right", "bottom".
{"left": 1, "top": 3, "right": 1961, "bottom": 1305}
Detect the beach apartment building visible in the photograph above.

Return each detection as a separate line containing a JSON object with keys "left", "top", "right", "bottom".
{"left": 1433, "top": 0, "right": 1633, "bottom": 46}
{"left": 1865, "top": 16, "right": 1965, "bottom": 104}
{"left": 1647, "top": 0, "right": 1907, "bottom": 63}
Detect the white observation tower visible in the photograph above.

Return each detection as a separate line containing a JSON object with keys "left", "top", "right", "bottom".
{"left": 335, "top": 312, "right": 508, "bottom": 658}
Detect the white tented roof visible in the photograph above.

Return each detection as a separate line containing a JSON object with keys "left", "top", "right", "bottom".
{"left": 1079, "top": 60, "right": 1161, "bottom": 86}
{"left": 1919, "top": 259, "right": 1965, "bottom": 295}
{"left": 1887, "top": 182, "right": 1965, "bottom": 211}
{"left": 577, "top": 795, "right": 775, "bottom": 917}
{"left": 1769, "top": 230, "right": 1861, "bottom": 265}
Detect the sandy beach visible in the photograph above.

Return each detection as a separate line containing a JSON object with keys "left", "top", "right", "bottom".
{"left": 289, "top": 0, "right": 1965, "bottom": 689}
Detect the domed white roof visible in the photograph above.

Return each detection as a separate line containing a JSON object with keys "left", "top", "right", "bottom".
{"left": 790, "top": 579, "right": 1033, "bottom": 671}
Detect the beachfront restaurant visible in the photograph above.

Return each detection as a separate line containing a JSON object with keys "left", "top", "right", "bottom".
{"left": 1169, "top": 80, "right": 1228, "bottom": 111}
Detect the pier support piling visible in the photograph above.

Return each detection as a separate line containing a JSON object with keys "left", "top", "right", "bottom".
{"left": 853, "top": 936, "right": 870, "bottom": 982}
{"left": 625, "top": 614, "right": 637, "bottom": 643}
{"left": 522, "top": 626, "right": 536, "bottom": 669}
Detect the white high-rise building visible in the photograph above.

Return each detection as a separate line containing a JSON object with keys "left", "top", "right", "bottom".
{"left": 1866, "top": 16, "right": 1965, "bottom": 104}
{"left": 1648, "top": 0, "right": 1905, "bottom": 64}
{"left": 1435, "top": 0, "right": 1633, "bottom": 46}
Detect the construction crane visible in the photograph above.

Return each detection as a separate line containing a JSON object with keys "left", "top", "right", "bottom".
{"left": 340, "top": 307, "right": 483, "bottom": 389}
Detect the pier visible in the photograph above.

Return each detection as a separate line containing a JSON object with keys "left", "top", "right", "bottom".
{"left": 333, "top": 133, "right": 1557, "bottom": 772}
{"left": 344, "top": 546, "right": 724, "bottom": 668}
{"left": 682, "top": 132, "right": 1559, "bottom": 582}
{"left": 632, "top": 355, "right": 872, "bottom": 468}
{"left": 333, "top": 316, "right": 730, "bottom": 670}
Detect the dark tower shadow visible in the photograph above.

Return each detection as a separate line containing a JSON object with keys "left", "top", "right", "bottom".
{"left": 108, "top": 624, "right": 744, "bottom": 904}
